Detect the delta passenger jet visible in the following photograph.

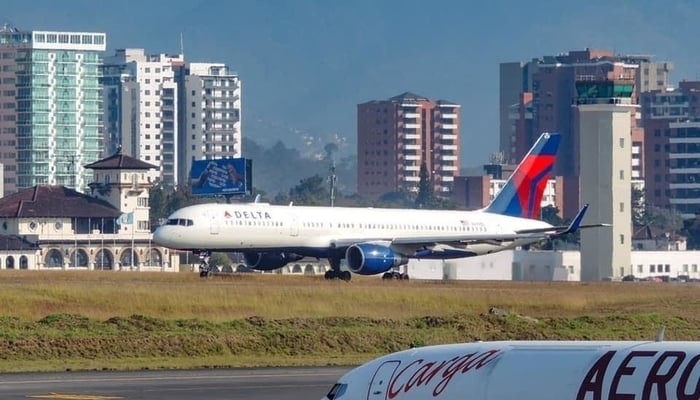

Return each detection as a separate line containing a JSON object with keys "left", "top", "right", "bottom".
{"left": 153, "top": 132, "right": 606, "bottom": 280}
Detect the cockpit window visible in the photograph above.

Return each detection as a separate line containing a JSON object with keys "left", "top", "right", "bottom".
{"left": 166, "top": 218, "right": 194, "bottom": 226}
{"left": 325, "top": 383, "right": 347, "bottom": 400}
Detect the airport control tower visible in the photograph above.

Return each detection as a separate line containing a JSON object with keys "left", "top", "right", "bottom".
{"left": 574, "top": 78, "right": 637, "bottom": 281}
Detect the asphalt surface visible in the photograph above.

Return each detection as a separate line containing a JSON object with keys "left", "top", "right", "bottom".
{"left": 0, "top": 366, "right": 353, "bottom": 400}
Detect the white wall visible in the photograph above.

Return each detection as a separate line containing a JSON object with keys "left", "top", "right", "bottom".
{"left": 406, "top": 250, "right": 700, "bottom": 281}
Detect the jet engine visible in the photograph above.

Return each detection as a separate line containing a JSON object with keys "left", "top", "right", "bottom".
{"left": 345, "top": 243, "right": 408, "bottom": 275}
{"left": 242, "top": 251, "right": 303, "bottom": 271}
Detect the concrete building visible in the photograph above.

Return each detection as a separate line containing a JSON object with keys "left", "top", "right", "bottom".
{"left": 575, "top": 79, "right": 637, "bottom": 281}
{"left": 102, "top": 49, "right": 183, "bottom": 187}
{"left": 452, "top": 175, "right": 563, "bottom": 214}
{"left": 0, "top": 26, "right": 107, "bottom": 195}
{"left": 357, "top": 92, "right": 460, "bottom": 199}
{"left": 177, "top": 62, "right": 241, "bottom": 186}
{"left": 500, "top": 49, "right": 672, "bottom": 218}
{"left": 0, "top": 150, "right": 177, "bottom": 271}
{"left": 641, "top": 81, "right": 700, "bottom": 218}
{"left": 405, "top": 249, "right": 700, "bottom": 282}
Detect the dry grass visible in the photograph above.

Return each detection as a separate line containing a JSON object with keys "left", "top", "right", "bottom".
{"left": 0, "top": 270, "right": 698, "bottom": 321}
{"left": 1, "top": 270, "right": 700, "bottom": 372}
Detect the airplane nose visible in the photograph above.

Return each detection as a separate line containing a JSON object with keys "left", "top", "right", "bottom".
{"left": 152, "top": 226, "right": 168, "bottom": 246}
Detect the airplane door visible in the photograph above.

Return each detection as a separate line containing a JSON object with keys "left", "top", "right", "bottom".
{"left": 210, "top": 213, "right": 220, "bottom": 235}
{"left": 366, "top": 360, "right": 400, "bottom": 400}
{"left": 289, "top": 215, "right": 299, "bottom": 237}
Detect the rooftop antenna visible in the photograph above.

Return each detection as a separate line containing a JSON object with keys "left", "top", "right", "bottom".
{"left": 180, "top": 32, "right": 185, "bottom": 58}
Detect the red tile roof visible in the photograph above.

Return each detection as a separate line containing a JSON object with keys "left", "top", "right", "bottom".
{"left": 0, "top": 186, "right": 121, "bottom": 218}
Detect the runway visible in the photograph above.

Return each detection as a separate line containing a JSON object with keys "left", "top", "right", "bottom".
{"left": 0, "top": 366, "right": 352, "bottom": 400}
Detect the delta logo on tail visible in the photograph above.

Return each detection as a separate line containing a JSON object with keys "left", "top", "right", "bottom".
{"left": 484, "top": 132, "right": 560, "bottom": 219}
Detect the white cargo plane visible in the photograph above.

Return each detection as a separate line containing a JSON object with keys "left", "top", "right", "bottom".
{"left": 321, "top": 339, "right": 700, "bottom": 400}
{"left": 153, "top": 132, "right": 605, "bottom": 280}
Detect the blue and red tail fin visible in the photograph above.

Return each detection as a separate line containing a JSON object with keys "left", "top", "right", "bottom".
{"left": 483, "top": 132, "right": 561, "bottom": 219}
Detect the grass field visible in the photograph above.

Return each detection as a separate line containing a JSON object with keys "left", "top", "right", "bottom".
{"left": 0, "top": 270, "right": 698, "bottom": 372}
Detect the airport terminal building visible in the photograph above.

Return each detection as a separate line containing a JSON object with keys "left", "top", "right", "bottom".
{"left": 0, "top": 150, "right": 178, "bottom": 271}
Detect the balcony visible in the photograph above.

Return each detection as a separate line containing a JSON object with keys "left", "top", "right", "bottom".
{"left": 441, "top": 113, "right": 457, "bottom": 119}
{"left": 441, "top": 145, "right": 458, "bottom": 150}
{"left": 403, "top": 176, "right": 420, "bottom": 182}
{"left": 403, "top": 113, "right": 420, "bottom": 118}
{"left": 441, "top": 134, "right": 458, "bottom": 140}
{"left": 404, "top": 155, "right": 420, "bottom": 160}
{"left": 404, "top": 165, "right": 420, "bottom": 171}
{"left": 441, "top": 124, "right": 457, "bottom": 129}
{"left": 405, "top": 123, "right": 420, "bottom": 129}
{"left": 441, "top": 155, "right": 458, "bottom": 161}
{"left": 404, "top": 134, "right": 420, "bottom": 140}
{"left": 440, "top": 165, "right": 458, "bottom": 171}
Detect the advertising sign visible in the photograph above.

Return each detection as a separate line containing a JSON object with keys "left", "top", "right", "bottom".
{"left": 190, "top": 158, "right": 250, "bottom": 196}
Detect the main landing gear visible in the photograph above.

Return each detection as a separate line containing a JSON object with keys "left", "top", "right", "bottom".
{"left": 382, "top": 266, "right": 409, "bottom": 280}
{"left": 324, "top": 257, "right": 351, "bottom": 281}
{"left": 196, "top": 251, "right": 212, "bottom": 278}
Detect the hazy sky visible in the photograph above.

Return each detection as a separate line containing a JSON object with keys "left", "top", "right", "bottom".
{"left": 4, "top": 0, "right": 700, "bottom": 166}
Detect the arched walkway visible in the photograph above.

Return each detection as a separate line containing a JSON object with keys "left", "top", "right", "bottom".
{"left": 44, "top": 249, "right": 63, "bottom": 268}
{"left": 94, "top": 249, "right": 113, "bottom": 270}
{"left": 69, "top": 249, "right": 89, "bottom": 268}
{"left": 146, "top": 249, "right": 162, "bottom": 267}
{"left": 5, "top": 256, "right": 14, "bottom": 269}
{"left": 19, "top": 256, "right": 28, "bottom": 269}
{"left": 120, "top": 248, "right": 139, "bottom": 267}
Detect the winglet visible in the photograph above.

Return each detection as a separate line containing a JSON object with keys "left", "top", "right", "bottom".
{"left": 560, "top": 204, "right": 588, "bottom": 235}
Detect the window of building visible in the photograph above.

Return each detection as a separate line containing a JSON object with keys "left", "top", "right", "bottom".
{"left": 619, "top": 138, "right": 624, "bottom": 148}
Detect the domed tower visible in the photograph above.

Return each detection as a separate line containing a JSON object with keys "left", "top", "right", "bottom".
{"left": 83, "top": 148, "right": 173, "bottom": 271}
{"left": 84, "top": 146, "right": 157, "bottom": 234}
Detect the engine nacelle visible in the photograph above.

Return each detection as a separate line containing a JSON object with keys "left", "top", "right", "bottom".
{"left": 345, "top": 243, "right": 408, "bottom": 275}
{"left": 243, "top": 251, "right": 303, "bottom": 271}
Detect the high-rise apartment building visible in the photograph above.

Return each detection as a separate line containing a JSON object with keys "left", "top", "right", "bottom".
{"left": 357, "top": 92, "right": 460, "bottom": 199}
{"left": 642, "top": 81, "right": 700, "bottom": 218}
{"left": 102, "top": 50, "right": 242, "bottom": 188}
{"left": 102, "top": 49, "right": 183, "bottom": 187}
{"left": 0, "top": 25, "right": 106, "bottom": 194}
{"left": 177, "top": 62, "right": 241, "bottom": 186}
{"left": 500, "top": 49, "right": 672, "bottom": 217}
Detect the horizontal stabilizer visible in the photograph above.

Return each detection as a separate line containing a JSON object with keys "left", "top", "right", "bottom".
{"left": 515, "top": 204, "right": 609, "bottom": 236}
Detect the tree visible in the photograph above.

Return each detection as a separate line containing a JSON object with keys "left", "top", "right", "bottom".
{"left": 275, "top": 175, "right": 328, "bottom": 206}
{"left": 148, "top": 184, "right": 168, "bottom": 230}
{"left": 631, "top": 186, "right": 646, "bottom": 226}
{"left": 414, "top": 163, "right": 436, "bottom": 209}
{"left": 375, "top": 190, "right": 415, "bottom": 208}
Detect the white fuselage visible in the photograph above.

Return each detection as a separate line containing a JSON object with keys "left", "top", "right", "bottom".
{"left": 153, "top": 203, "right": 553, "bottom": 257}
{"left": 324, "top": 340, "right": 700, "bottom": 400}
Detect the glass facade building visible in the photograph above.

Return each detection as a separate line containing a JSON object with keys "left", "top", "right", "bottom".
{"left": 0, "top": 27, "right": 106, "bottom": 193}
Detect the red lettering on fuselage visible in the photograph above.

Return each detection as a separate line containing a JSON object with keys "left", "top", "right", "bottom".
{"left": 578, "top": 350, "right": 700, "bottom": 400}
{"left": 387, "top": 350, "right": 501, "bottom": 398}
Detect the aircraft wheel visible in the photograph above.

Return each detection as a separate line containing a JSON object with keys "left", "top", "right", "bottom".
{"left": 324, "top": 270, "right": 334, "bottom": 280}
{"left": 340, "top": 271, "right": 352, "bottom": 281}
{"left": 382, "top": 272, "right": 393, "bottom": 280}
{"left": 400, "top": 273, "right": 410, "bottom": 280}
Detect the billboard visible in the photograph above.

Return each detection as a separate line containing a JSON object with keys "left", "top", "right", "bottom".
{"left": 190, "top": 158, "right": 252, "bottom": 196}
